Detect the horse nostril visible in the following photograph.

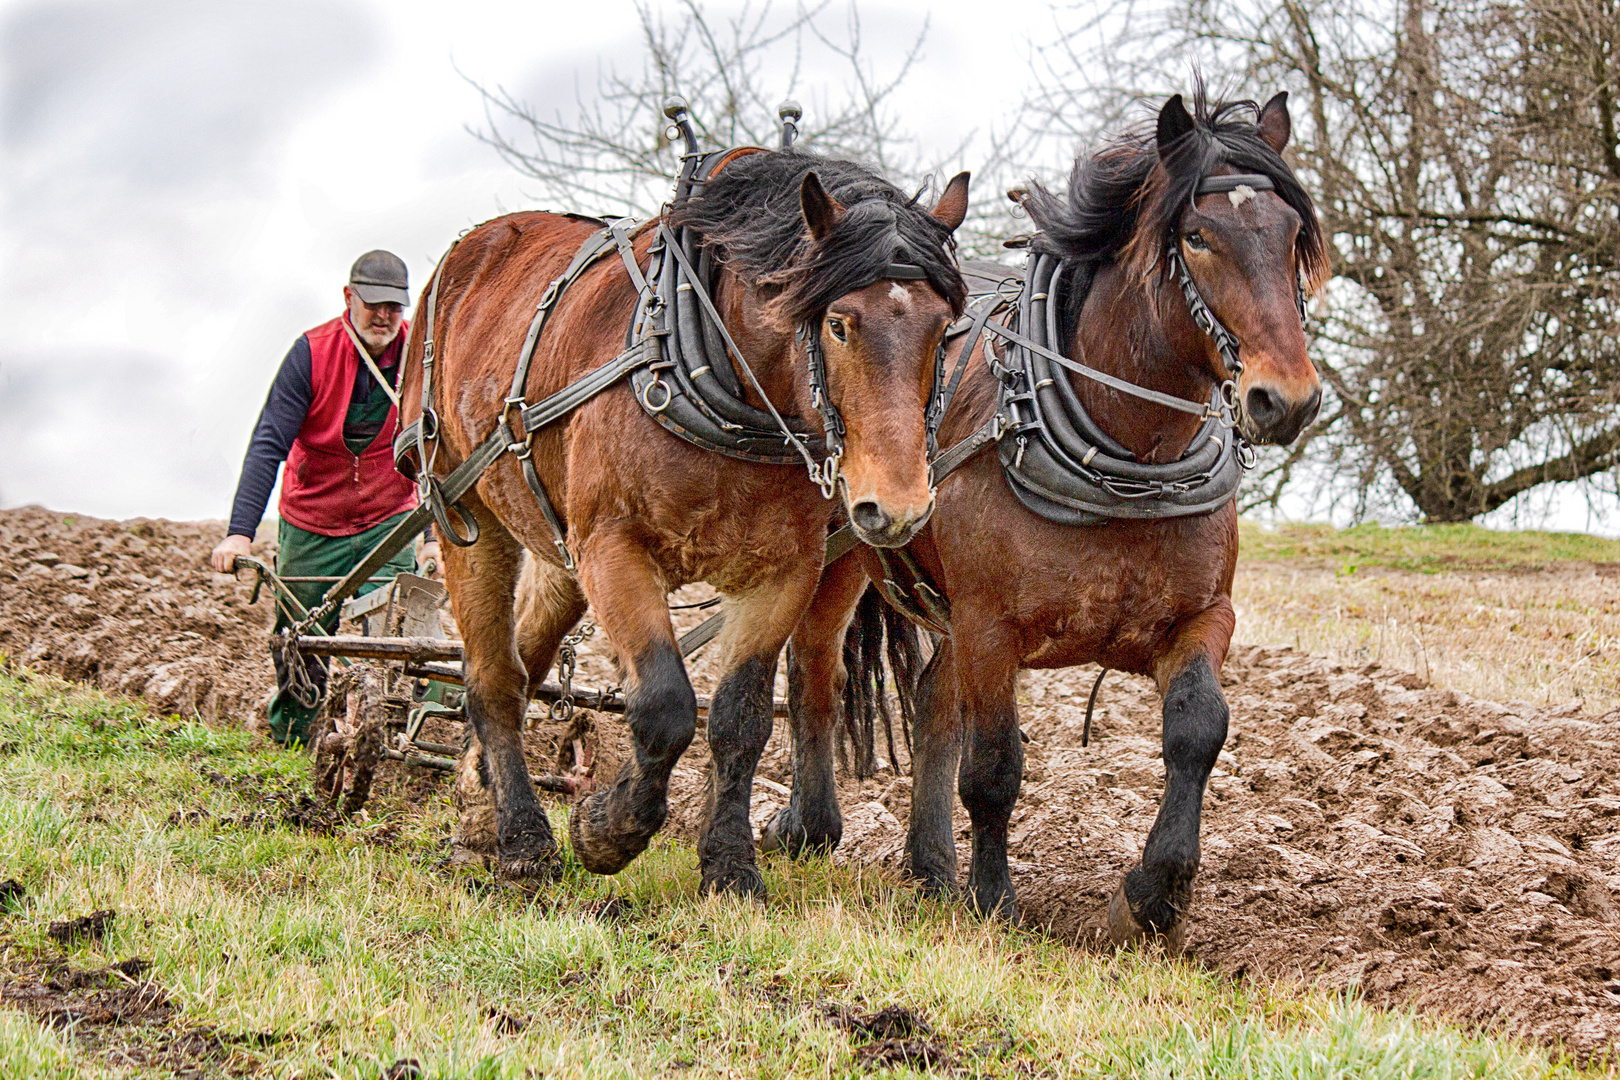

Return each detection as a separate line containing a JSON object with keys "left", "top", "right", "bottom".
{"left": 849, "top": 500, "right": 892, "bottom": 536}
{"left": 1300, "top": 387, "right": 1323, "bottom": 428}
{"left": 1244, "top": 386, "right": 1285, "bottom": 429}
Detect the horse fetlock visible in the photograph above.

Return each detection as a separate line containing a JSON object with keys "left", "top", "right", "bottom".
{"left": 497, "top": 804, "right": 561, "bottom": 882}
{"left": 567, "top": 759, "right": 668, "bottom": 875}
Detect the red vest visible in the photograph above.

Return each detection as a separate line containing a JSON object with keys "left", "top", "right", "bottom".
{"left": 278, "top": 315, "right": 417, "bottom": 536}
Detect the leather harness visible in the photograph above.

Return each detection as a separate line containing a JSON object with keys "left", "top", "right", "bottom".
{"left": 313, "top": 142, "right": 941, "bottom": 635}
{"left": 870, "top": 172, "right": 1305, "bottom": 634}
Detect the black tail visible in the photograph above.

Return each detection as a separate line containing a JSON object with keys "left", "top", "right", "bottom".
{"left": 840, "top": 585, "right": 926, "bottom": 777}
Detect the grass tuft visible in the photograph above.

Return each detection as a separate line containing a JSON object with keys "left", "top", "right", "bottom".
{"left": 0, "top": 664, "right": 1605, "bottom": 1077}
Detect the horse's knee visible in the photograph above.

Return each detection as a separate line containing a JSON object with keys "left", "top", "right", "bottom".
{"left": 1163, "top": 655, "right": 1228, "bottom": 779}
{"left": 958, "top": 723, "right": 1022, "bottom": 818}
{"left": 627, "top": 643, "right": 696, "bottom": 763}
{"left": 708, "top": 655, "right": 774, "bottom": 758}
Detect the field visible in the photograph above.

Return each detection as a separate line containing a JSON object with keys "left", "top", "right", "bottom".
{"left": 2, "top": 506, "right": 1620, "bottom": 1076}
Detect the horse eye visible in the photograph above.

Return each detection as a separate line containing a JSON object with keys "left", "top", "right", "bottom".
{"left": 1184, "top": 230, "right": 1210, "bottom": 252}
{"left": 827, "top": 318, "right": 848, "bottom": 343}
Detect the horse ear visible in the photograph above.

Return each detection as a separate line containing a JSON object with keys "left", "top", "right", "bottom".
{"left": 800, "top": 171, "right": 845, "bottom": 242}
{"left": 1258, "top": 91, "right": 1292, "bottom": 153}
{"left": 930, "top": 171, "right": 971, "bottom": 232}
{"left": 1156, "top": 94, "right": 1196, "bottom": 154}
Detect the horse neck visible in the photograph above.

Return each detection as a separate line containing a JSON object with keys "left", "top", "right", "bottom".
{"left": 1069, "top": 261, "right": 1215, "bottom": 464}
{"left": 714, "top": 270, "right": 806, "bottom": 416}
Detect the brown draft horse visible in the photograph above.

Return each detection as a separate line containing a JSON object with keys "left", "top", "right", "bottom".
{"left": 397, "top": 150, "right": 971, "bottom": 896}
{"left": 768, "top": 91, "right": 1329, "bottom": 943}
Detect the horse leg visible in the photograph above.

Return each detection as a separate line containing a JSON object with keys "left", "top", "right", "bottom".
{"left": 568, "top": 527, "right": 695, "bottom": 875}
{"left": 955, "top": 623, "right": 1022, "bottom": 921}
{"left": 453, "top": 552, "right": 589, "bottom": 865}
{"left": 906, "top": 636, "right": 961, "bottom": 896}
{"left": 514, "top": 551, "right": 590, "bottom": 689}
{"left": 442, "top": 505, "right": 558, "bottom": 880}
{"left": 761, "top": 556, "right": 868, "bottom": 857}
{"left": 698, "top": 564, "right": 820, "bottom": 897}
{"left": 1110, "top": 605, "right": 1234, "bottom": 950}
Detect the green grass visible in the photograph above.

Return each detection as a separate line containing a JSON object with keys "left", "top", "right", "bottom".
{"left": 0, "top": 664, "right": 1602, "bottom": 1078}
{"left": 1239, "top": 521, "right": 1620, "bottom": 574}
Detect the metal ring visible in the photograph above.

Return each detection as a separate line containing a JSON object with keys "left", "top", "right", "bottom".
{"left": 640, "top": 376, "right": 672, "bottom": 413}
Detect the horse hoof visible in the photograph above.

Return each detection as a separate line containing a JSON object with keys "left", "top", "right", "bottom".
{"left": 568, "top": 792, "right": 641, "bottom": 876}
{"left": 1107, "top": 882, "right": 1187, "bottom": 952}
{"left": 969, "top": 880, "right": 1020, "bottom": 924}
{"left": 497, "top": 811, "right": 561, "bottom": 882}
{"left": 759, "top": 809, "right": 786, "bottom": 855}
{"left": 759, "top": 807, "right": 840, "bottom": 858}
{"left": 498, "top": 850, "right": 561, "bottom": 882}
{"left": 701, "top": 861, "right": 767, "bottom": 900}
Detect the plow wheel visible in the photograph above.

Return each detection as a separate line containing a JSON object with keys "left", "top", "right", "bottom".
{"left": 311, "top": 665, "right": 388, "bottom": 816}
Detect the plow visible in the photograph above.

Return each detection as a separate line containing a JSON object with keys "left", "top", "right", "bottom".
{"left": 230, "top": 547, "right": 786, "bottom": 816}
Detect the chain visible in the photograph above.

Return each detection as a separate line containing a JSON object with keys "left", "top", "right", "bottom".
{"left": 549, "top": 621, "right": 596, "bottom": 723}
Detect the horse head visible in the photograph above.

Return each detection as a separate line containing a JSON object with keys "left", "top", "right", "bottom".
{"left": 677, "top": 153, "right": 971, "bottom": 548}
{"left": 793, "top": 169, "right": 971, "bottom": 545}
{"left": 1151, "top": 91, "right": 1328, "bottom": 446}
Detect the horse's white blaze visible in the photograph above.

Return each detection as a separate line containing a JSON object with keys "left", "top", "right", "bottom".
{"left": 888, "top": 282, "right": 911, "bottom": 307}
{"left": 1228, "top": 184, "right": 1257, "bottom": 207}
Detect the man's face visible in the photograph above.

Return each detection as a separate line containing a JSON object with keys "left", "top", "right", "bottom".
{"left": 344, "top": 285, "right": 404, "bottom": 353}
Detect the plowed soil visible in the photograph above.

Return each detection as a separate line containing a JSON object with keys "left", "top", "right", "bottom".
{"left": 5, "top": 506, "right": 1619, "bottom": 1058}
{"left": 0, "top": 507, "right": 275, "bottom": 722}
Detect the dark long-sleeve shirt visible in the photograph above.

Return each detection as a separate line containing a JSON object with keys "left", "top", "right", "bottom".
{"left": 227, "top": 333, "right": 410, "bottom": 539}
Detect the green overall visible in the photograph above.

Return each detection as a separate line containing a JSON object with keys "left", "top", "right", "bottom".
{"left": 267, "top": 513, "right": 419, "bottom": 746}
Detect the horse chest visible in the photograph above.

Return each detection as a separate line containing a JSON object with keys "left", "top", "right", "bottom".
{"left": 1019, "top": 561, "right": 1191, "bottom": 670}
{"left": 643, "top": 478, "right": 826, "bottom": 592}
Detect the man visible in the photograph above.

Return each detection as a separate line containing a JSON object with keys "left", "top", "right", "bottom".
{"left": 211, "top": 250, "right": 439, "bottom": 747}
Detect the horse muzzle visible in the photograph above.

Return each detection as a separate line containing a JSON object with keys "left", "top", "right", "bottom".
{"left": 847, "top": 495, "right": 934, "bottom": 548}
{"left": 1239, "top": 383, "right": 1322, "bottom": 446}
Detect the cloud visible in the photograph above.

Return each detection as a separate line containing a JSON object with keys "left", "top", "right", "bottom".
{"left": 0, "top": 345, "right": 228, "bottom": 519}
{"left": 3, "top": 0, "right": 377, "bottom": 197}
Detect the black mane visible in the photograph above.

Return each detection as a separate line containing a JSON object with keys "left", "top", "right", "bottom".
{"left": 668, "top": 150, "right": 966, "bottom": 324}
{"left": 1023, "top": 87, "right": 1327, "bottom": 338}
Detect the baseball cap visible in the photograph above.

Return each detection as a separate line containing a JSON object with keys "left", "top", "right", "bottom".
{"left": 349, "top": 250, "right": 410, "bottom": 306}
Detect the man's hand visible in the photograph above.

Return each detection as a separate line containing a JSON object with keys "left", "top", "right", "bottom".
{"left": 210, "top": 534, "right": 253, "bottom": 574}
{"left": 418, "top": 540, "right": 442, "bottom": 579}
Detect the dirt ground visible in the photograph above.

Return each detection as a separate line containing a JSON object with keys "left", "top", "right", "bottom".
{"left": 5, "top": 506, "right": 1620, "bottom": 1059}
{"left": 0, "top": 507, "right": 275, "bottom": 723}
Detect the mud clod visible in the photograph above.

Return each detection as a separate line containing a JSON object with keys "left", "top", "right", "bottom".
{"left": 854, "top": 1037, "right": 950, "bottom": 1070}
{"left": 485, "top": 1007, "right": 527, "bottom": 1034}
{"left": 381, "top": 1058, "right": 423, "bottom": 1080}
{"left": 828, "top": 1004, "right": 932, "bottom": 1040}
{"left": 0, "top": 879, "right": 24, "bottom": 911}
{"left": 47, "top": 908, "right": 115, "bottom": 945}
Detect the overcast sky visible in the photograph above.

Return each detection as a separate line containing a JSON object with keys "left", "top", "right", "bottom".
{"left": 0, "top": 0, "right": 1067, "bottom": 526}
{"left": 2, "top": 0, "right": 1613, "bottom": 535}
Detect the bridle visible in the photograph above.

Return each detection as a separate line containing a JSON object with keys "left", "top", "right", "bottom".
{"left": 916, "top": 170, "right": 1310, "bottom": 526}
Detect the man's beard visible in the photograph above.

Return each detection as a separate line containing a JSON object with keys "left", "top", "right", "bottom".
{"left": 355, "top": 320, "right": 399, "bottom": 354}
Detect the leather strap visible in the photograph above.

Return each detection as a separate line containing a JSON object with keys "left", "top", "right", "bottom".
{"left": 340, "top": 317, "right": 402, "bottom": 410}
{"left": 1196, "top": 173, "right": 1274, "bottom": 196}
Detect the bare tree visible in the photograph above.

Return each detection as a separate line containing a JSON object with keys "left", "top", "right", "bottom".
{"left": 471, "top": 0, "right": 941, "bottom": 218}
{"left": 1033, "top": 0, "right": 1620, "bottom": 523}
